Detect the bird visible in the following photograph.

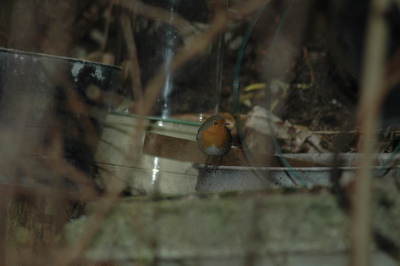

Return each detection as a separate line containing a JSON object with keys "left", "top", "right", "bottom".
{"left": 196, "top": 115, "right": 232, "bottom": 170}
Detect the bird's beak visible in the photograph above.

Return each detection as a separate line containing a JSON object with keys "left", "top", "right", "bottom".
{"left": 224, "top": 122, "right": 230, "bottom": 126}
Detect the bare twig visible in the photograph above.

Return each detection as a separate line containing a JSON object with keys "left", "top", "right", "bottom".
{"left": 100, "top": 0, "right": 117, "bottom": 52}
{"left": 51, "top": 190, "right": 120, "bottom": 266}
{"left": 351, "top": 0, "right": 390, "bottom": 265}
{"left": 120, "top": 14, "right": 144, "bottom": 108}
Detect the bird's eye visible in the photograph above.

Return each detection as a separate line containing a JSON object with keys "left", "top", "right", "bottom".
{"left": 213, "top": 121, "right": 218, "bottom": 125}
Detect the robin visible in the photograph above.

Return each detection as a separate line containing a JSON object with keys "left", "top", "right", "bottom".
{"left": 196, "top": 115, "right": 232, "bottom": 169}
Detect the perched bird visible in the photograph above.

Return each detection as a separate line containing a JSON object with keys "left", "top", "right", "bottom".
{"left": 196, "top": 115, "right": 232, "bottom": 169}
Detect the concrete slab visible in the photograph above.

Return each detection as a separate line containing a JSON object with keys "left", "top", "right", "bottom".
{"left": 64, "top": 192, "right": 400, "bottom": 265}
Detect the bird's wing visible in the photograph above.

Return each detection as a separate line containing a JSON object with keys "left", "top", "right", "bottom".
{"left": 196, "top": 127, "right": 202, "bottom": 141}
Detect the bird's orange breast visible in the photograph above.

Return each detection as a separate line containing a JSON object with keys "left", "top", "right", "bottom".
{"left": 201, "top": 126, "right": 228, "bottom": 149}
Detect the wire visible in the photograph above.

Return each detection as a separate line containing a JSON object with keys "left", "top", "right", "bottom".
{"left": 265, "top": 0, "right": 311, "bottom": 188}
{"left": 233, "top": 1, "right": 270, "bottom": 170}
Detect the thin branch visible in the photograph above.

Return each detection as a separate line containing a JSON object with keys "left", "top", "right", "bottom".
{"left": 351, "top": 0, "right": 390, "bottom": 265}
{"left": 100, "top": 0, "right": 116, "bottom": 52}
{"left": 120, "top": 13, "right": 144, "bottom": 107}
